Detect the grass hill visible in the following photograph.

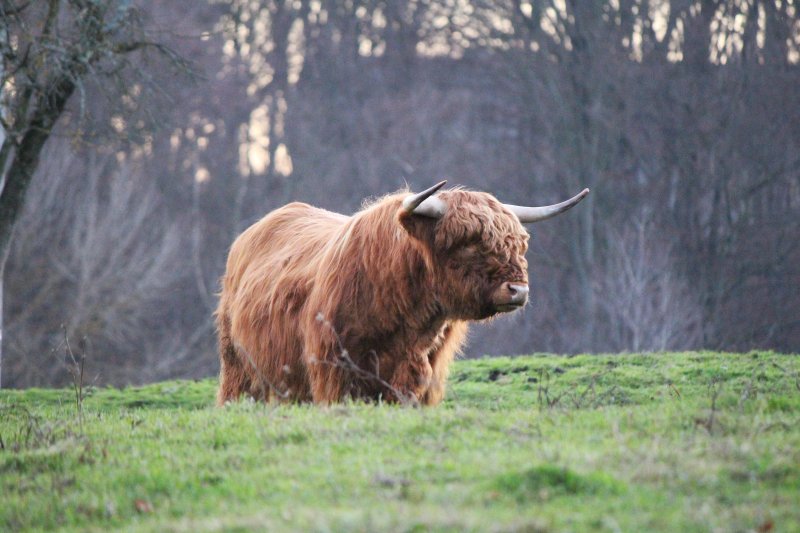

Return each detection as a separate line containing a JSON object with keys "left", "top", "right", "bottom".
{"left": 2, "top": 352, "right": 799, "bottom": 532}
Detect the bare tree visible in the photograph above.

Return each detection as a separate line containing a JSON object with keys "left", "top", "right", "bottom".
{"left": 3, "top": 0, "right": 799, "bottom": 386}
{"left": 0, "top": 0, "right": 191, "bottom": 385}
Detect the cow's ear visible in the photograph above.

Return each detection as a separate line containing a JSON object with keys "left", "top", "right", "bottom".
{"left": 398, "top": 208, "right": 438, "bottom": 244}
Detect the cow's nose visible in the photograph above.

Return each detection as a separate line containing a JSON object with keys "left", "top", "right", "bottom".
{"left": 506, "top": 283, "right": 529, "bottom": 305}
{"left": 492, "top": 282, "right": 529, "bottom": 312}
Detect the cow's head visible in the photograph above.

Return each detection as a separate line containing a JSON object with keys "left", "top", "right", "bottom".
{"left": 399, "top": 181, "right": 589, "bottom": 320}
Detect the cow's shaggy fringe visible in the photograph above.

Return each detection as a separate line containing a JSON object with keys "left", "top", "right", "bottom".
{"left": 225, "top": 314, "right": 415, "bottom": 406}
{"left": 313, "top": 313, "right": 417, "bottom": 406}
{"left": 215, "top": 188, "right": 528, "bottom": 405}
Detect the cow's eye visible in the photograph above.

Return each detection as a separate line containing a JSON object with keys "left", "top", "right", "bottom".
{"left": 459, "top": 244, "right": 479, "bottom": 257}
{"left": 450, "top": 244, "right": 478, "bottom": 267}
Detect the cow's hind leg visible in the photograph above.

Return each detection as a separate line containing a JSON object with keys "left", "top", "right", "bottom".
{"left": 216, "top": 315, "right": 252, "bottom": 405}
{"left": 217, "top": 345, "right": 252, "bottom": 405}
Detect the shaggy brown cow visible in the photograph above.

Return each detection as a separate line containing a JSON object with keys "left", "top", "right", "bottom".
{"left": 215, "top": 182, "right": 588, "bottom": 406}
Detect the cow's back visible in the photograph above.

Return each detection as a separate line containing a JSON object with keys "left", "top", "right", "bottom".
{"left": 223, "top": 202, "right": 347, "bottom": 291}
{"left": 218, "top": 202, "right": 349, "bottom": 401}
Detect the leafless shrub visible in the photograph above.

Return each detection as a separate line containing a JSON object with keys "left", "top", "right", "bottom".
{"left": 62, "top": 327, "right": 90, "bottom": 430}
{"left": 695, "top": 378, "right": 723, "bottom": 436}
{"left": 771, "top": 362, "right": 800, "bottom": 394}
{"left": 0, "top": 405, "right": 47, "bottom": 452}
{"left": 0, "top": 403, "right": 82, "bottom": 453}
{"left": 594, "top": 212, "right": 703, "bottom": 352}
{"left": 4, "top": 147, "right": 190, "bottom": 385}
{"left": 536, "top": 367, "right": 622, "bottom": 410}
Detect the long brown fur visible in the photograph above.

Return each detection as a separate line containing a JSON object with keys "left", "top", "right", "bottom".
{"left": 215, "top": 188, "right": 529, "bottom": 406}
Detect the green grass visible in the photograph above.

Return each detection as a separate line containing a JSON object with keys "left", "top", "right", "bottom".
{"left": 1, "top": 351, "right": 799, "bottom": 532}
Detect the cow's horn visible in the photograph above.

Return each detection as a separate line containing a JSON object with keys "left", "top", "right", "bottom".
{"left": 403, "top": 180, "right": 447, "bottom": 218}
{"left": 505, "top": 188, "right": 590, "bottom": 223}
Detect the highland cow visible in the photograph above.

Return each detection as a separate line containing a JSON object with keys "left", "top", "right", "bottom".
{"left": 215, "top": 181, "right": 588, "bottom": 406}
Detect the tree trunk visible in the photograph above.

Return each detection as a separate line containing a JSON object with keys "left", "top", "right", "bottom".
{"left": 0, "top": 73, "right": 77, "bottom": 387}
{"left": 0, "top": 267, "right": 3, "bottom": 387}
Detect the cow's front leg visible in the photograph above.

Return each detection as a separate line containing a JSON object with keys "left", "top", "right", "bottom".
{"left": 387, "top": 355, "right": 433, "bottom": 405}
{"left": 420, "top": 321, "right": 468, "bottom": 406}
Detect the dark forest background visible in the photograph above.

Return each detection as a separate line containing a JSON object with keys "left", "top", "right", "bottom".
{"left": 3, "top": 0, "right": 799, "bottom": 387}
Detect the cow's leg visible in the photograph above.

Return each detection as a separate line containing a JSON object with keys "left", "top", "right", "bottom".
{"left": 420, "top": 354, "right": 449, "bottom": 406}
{"left": 388, "top": 354, "right": 433, "bottom": 405}
{"left": 419, "top": 353, "right": 451, "bottom": 406}
{"left": 217, "top": 342, "right": 252, "bottom": 405}
{"left": 216, "top": 313, "right": 252, "bottom": 405}
{"left": 304, "top": 342, "right": 349, "bottom": 404}
{"left": 307, "top": 362, "right": 347, "bottom": 404}
{"left": 421, "top": 321, "right": 468, "bottom": 406}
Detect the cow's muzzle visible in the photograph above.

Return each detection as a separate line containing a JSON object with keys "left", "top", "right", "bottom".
{"left": 491, "top": 282, "right": 529, "bottom": 312}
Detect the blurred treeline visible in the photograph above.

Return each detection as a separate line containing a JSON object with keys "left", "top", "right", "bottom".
{"left": 4, "top": 0, "right": 799, "bottom": 387}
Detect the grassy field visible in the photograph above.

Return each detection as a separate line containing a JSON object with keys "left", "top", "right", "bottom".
{"left": 1, "top": 351, "right": 799, "bottom": 532}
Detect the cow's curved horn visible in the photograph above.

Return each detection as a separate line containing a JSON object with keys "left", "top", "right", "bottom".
{"left": 505, "top": 188, "right": 590, "bottom": 223}
{"left": 402, "top": 180, "right": 448, "bottom": 218}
